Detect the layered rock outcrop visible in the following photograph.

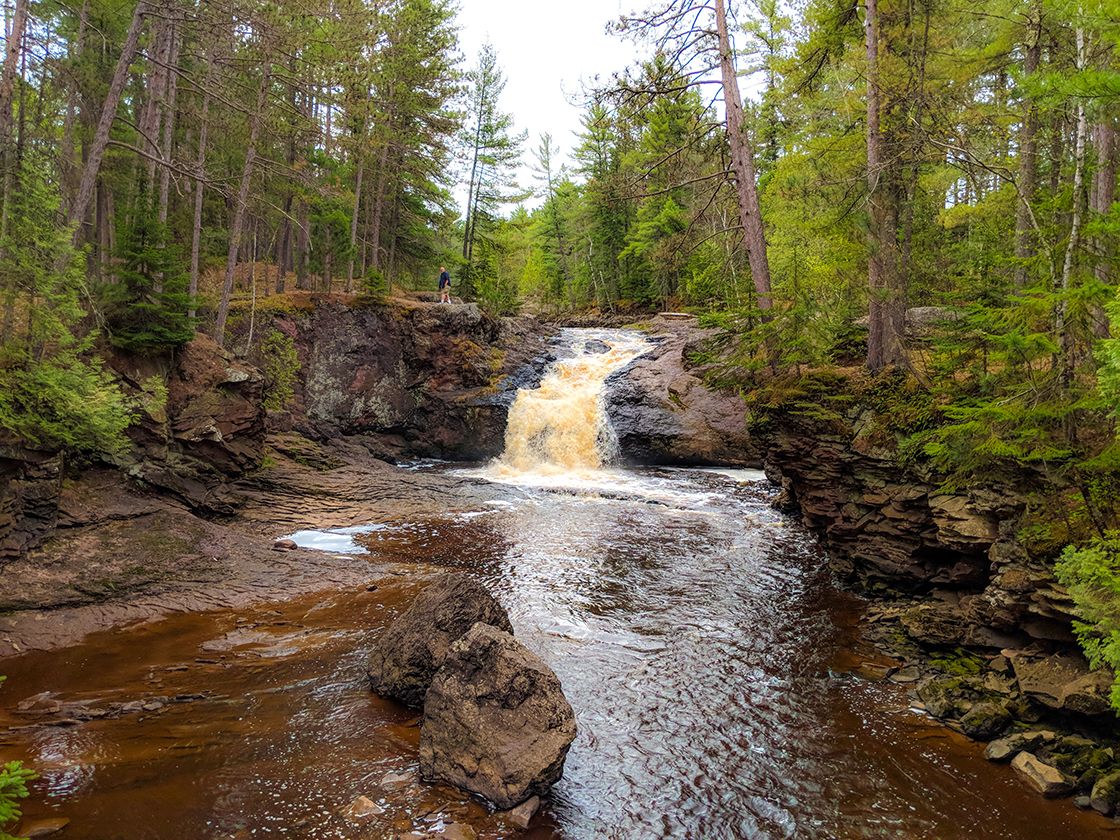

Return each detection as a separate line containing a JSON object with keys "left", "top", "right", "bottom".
{"left": 0, "top": 333, "right": 267, "bottom": 565}
{"left": 271, "top": 300, "right": 555, "bottom": 460}
{"left": 605, "top": 319, "right": 760, "bottom": 466}
{"left": 0, "top": 299, "right": 555, "bottom": 572}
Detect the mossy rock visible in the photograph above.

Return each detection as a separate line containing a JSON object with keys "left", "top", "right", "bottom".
{"left": 1041, "top": 740, "right": 1107, "bottom": 776}
{"left": 960, "top": 702, "right": 1012, "bottom": 741}
{"left": 930, "top": 647, "right": 986, "bottom": 676}
{"left": 1079, "top": 768, "right": 1102, "bottom": 792}
{"left": 918, "top": 676, "right": 987, "bottom": 720}
{"left": 1091, "top": 772, "right": 1120, "bottom": 816}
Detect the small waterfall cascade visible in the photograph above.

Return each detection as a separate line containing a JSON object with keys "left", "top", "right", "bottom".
{"left": 489, "top": 329, "right": 649, "bottom": 477}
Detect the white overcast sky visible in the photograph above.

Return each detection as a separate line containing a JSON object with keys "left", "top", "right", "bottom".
{"left": 452, "top": 0, "right": 641, "bottom": 209}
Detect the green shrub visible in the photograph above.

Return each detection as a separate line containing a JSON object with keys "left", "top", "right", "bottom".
{"left": 1056, "top": 532, "right": 1120, "bottom": 713}
{"left": 254, "top": 330, "right": 300, "bottom": 412}
{"left": 0, "top": 345, "right": 134, "bottom": 454}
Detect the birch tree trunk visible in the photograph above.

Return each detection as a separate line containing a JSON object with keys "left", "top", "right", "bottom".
{"left": 714, "top": 0, "right": 771, "bottom": 313}
{"left": 1057, "top": 25, "right": 1089, "bottom": 377}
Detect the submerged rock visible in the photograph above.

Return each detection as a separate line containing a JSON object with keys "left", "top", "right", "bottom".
{"left": 419, "top": 623, "right": 577, "bottom": 809}
{"left": 498, "top": 795, "right": 540, "bottom": 829}
{"left": 343, "top": 795, "right": 385, "bottom": 821}
{"left": 368, "top": 573, "right": 514, "bottom": 707}
{"left": 20, "top": 819, "right": 71, "bottom": 838}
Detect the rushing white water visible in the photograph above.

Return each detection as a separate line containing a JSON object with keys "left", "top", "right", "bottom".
{"left": 484, "top": 329, "right": 650, "bottom": 479}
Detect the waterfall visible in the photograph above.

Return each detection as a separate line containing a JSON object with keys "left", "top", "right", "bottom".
{"left": 489, "top": 330, "right": 649, "bottom": 477}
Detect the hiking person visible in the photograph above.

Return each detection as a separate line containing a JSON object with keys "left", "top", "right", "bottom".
{"left": 439, "top": 267, "right": 451, "bottom": 303}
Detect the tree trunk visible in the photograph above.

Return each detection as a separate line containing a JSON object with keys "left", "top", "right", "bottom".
{"left": 97, "top": 180, "right": 116, "bottom": 282}
{"left": 189, "top": 56, "right": 214, "bottom": 320}
{"left": 864, "top": 0, "right": 905, "bottom": 370}
{"left": 323, "top": 219, "right": 332, "bottom": 292}
{"left": 58, "top": 0, "right": 89, "bottom": 219}
{"left": 1091, "top": 120, "right": 1116, "bottom": 336}
{"left": 65, "top": 0, "right": 148, "bottom": 251}
{"left": 370, "top": 138, "right": 390, "bottom": 270}
{"left": 347, "top": 155, "right": 364, "bottom": 290}
{"left": 158, "top": 20, "right": 180, "bottom": 226}
{"left": 1013, "top": 0, "right": 1042, "bottom": 287}
{"left": 138, "top": 13, "right": 172, "bottom": 190}
{"left": 1056, "top": 27, "right": 1089, "bottom": 374}
{"left": 213, "top": 55, "right": 272, "bottom": 346}
{"left": 714, "top": 0, "right": 772, "bottom": 313}
{"left": 296, "top": 201, "right": 310, "bottom": 290}
{"left": 0, "top": 0, "right": 30, "bottom": 244}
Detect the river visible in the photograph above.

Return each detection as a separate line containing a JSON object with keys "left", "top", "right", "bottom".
{"left": 0, "top": 330, "right": 1111, "bottom": 839}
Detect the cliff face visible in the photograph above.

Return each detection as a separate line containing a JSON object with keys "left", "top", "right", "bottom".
{"left": 273, "top": 300, "right": 554, "bottom": 459}
{"left": 604, "top": 327, "right": 1086, "bottom": 660}
{"left": 0, "top": 334, "right": 267, "bottom": 562}
{"left": 605, "top": 325, "right": 761, "bottom": 467}
{"left": 753, "top": 406, "right": 1080, "bottom": 649}
{"left": 0, "top": 299, "right": 553, "bottom": 567}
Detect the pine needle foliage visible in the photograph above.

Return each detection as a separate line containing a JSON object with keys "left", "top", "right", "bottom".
{"left": 0, "top": 157, "right": 134, "bottom": 455}
{"left": 101, "top": 192, "right": 196, "bottom": 355}
{"left": 0, "top": 681, "right": 35, "bottom": 840}
{"left": 0, "top": 759, "right": 36, "bottom": 840}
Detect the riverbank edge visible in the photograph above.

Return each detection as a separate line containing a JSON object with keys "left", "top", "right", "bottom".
{"left": 742, "top": 381, "right": 1120, "bottom": 821}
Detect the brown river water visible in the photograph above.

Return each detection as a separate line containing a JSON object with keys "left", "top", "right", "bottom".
{"left": 1, "top": 330, "right": 1115, "bottom": 839}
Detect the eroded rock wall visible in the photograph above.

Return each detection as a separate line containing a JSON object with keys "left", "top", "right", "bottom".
{"left": 605, "top": 321, "right": 760, "bottom": 466}
{"left": 0, "top": 300, "right": 554, "bottom": 570}
{"left": 275, "top": 301, "right": 554, "bottom": 460}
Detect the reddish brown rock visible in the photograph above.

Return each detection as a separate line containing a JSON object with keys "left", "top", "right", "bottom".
{"left": 368, "top": 573, "right": 514, "bottom": 707}
{"left": 420, "top": 623, "right": 576, "bottom": 810}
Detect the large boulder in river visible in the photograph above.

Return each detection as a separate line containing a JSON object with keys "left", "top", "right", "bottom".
{"left": 419, "top": 622, "right": 577, "bottom": 809}
{"left": 367, "top": 573, "right": 514, "bottom": 707}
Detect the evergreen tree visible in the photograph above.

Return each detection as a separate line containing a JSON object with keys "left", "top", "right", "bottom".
{"left": 104, "top": 187, "right": 196, "bottom": 355}
{"left": 460, "top": 42, "right": 527, "bottom": 298}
